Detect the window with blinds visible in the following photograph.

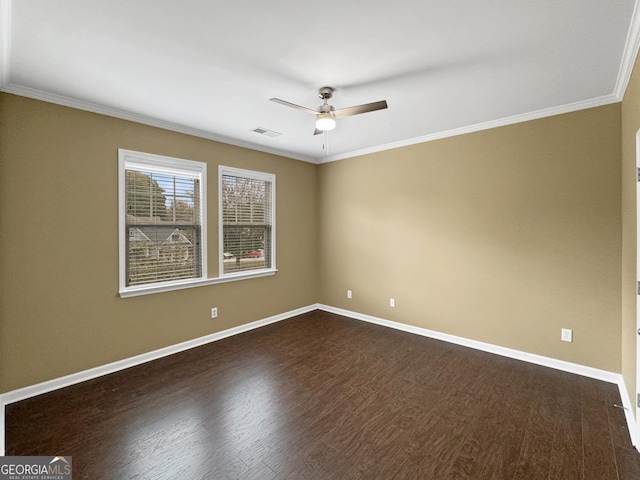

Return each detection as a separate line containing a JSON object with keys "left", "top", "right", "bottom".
{"left": 219, "top": 166, "right": 275, "bottom": 276}
{"left": 119, "top": 150, "right": 206, "bottom": 293}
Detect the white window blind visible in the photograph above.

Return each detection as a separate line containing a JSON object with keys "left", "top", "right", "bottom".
{"left": 119, "top": 150, "right": 206, "bottom": 292}
{"left": 220, "top": 166, "right": 275, "bottom": 275}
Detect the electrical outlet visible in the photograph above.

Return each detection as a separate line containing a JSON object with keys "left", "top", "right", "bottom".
{"left": 211, "top": 307, "right": 218, "bottom": 319}
{"left": 347, "top": 290, "right": 352, "bottom": 299}
{"left": 390, "top": 298, "right": 395, "bottom": 308}
{"left": 561, "top": 328, "right": 572, "bottom": 342}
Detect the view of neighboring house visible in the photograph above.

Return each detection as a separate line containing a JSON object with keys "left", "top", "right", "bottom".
{"left": 126, "top": 215, "right": 199, "bottom": 285}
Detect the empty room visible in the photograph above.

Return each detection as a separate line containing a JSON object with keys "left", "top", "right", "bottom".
{"left": 2, "top": 1, "right": 640, "bottom": 479}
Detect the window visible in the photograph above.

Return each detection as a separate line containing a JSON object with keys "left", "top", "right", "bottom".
{"left": 119, "top": 149, "right": 206, "bottom": 294}
{"left": 219, "top": 166, "right": 275, "bottom": 276}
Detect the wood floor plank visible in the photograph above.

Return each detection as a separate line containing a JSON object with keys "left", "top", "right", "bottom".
{"left": 447, "top": 360, "right": 520, "bottom": 479}
{"left": 512, "top": 368, "right": 559, "bottom": 479}
{"left": 581, "top": 379, "right": 620, "bottom": 480}
{"left": 5, "top": 310, "right": 639, "bottom": 479}
{"left": 547, "top": 373, "right": 584, "bottom": 480}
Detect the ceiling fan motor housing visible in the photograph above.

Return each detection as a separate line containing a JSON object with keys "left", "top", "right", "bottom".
{"left": 318, "top": 104, "right": 335, "bottom": 114}
{"left": 318, "top": 86, "right": 334, "bottom": 100}
{"left": 318, "top": 87, "right": 335, "bottom": 115}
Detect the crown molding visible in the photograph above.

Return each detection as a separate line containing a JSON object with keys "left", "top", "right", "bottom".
{"left": 0, "top": 83, "right": 319, "bottom": 164}
{"left": 615, "top": 0, "right": 640, "bottom": 100}
{"left": 320, "top": 93, "right": 621, "bottom": 163}
{"left": 3, "top": 81, "right": 621, "bottom": 166}
{"left": 0, "top": 84, "right": 623, "bottom": 168}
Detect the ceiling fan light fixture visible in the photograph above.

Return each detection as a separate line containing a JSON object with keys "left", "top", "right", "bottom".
{"left": 270, "top": 87, "right": 387, "bottom": 138}
{"left": 315, "top": 112, "right": 336, "bottom": 131}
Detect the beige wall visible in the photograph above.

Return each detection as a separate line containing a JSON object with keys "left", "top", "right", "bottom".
{"left": 318, "top": 104, "right": 622, "bottom": 372}
{"left": 0, "top": 93, "right": 318, "bottom": 392}
{"left": 0, "top": 92, "right": 627, "bottom": 395}
{"left": 622, "top": 52, "right": 640, "bottom": 417}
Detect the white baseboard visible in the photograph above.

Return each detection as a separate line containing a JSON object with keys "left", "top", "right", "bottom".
{"left": 0, "top": 304, "right": 319, "bottom": 455}
{"left": 318, "top": 304, "right": 639, "bottom": 449}
{"left": 2, "top": 303, "right": 637, "bottom": 454}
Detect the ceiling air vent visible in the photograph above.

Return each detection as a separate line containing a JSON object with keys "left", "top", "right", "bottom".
{"left": 252, "top": 127, "right": 281, "bottom": 138}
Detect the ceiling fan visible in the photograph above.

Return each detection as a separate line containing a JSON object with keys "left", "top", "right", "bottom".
{"left": 270, "top": 87, "right": 388, "bottom": 135}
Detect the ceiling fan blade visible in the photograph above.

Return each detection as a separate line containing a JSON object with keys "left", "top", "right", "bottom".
{"left": 333, "top": 100, "right": 388, "bottom": 119}
{"left": 269, "top": 98, "right": 318, "bottom": 115}
{"left": 313, "top": 128, "right": 323, "bottom": 135}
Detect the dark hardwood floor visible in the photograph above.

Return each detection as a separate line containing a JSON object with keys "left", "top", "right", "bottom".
{"left": 5, "top": 310, "right": 640, "bottom": 479}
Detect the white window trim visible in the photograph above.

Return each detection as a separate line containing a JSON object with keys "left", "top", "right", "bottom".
{"left": 118, "top": 149, "right": 208, "bottom": 297}
{"left": 118, "top": 270, "right": 277, "bottom": 298}
{"left": 218, "top": 165, "right": 277, "bottom": 278}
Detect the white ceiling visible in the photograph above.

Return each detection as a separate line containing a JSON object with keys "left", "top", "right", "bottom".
{"left": 1, "top": 1, "right": 639, "bottom": 163}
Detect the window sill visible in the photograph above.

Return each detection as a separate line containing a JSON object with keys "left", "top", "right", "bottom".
{"left": 119, "top": 269, "right": 277, "bottom": 298}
